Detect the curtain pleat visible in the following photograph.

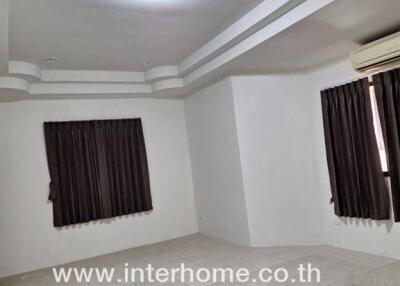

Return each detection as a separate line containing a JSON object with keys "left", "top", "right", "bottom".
{"left": 321, "top": 78, "right": 389, "bottom": 220}
{"left": 373, "top": 68, "right": 400, "bottom": 222}
{"left": 44, "top": 118, "right": 153, "bottom": 227}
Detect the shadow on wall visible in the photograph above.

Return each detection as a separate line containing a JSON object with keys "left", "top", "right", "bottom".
{"left": 339, "top": 216, "right": 394, "bottom": 234}
{"left": 47, "top": 194, "right": 154, "bottom": 231}
{"left": 55, "top": 211, "right": 154, "bottom": 231}
{"left": 337, "top": 178, "right": 395, "bottom": 233}
{"left": 45, "top": 177, "right": 155, "bottom": 230}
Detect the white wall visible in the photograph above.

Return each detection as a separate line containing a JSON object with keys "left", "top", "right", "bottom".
{"left": 231, "top": 74, "right": 325, "bottom": 247}
{"left": 227, "top": 60, "right": 400, "bottom": 257}
{"left": 0, "top": 98, "right": 197, "bottom": 277}
{"left": 185, "top": 62, "right": 400, "bottom": 258}
{"left": 2, "top": 57, "right": 399, "bottom": 280}
{"left": 308, "top": 58, "right": 400, "bottom": 259}
{"left": 184, "top": 78, "right": 251, "bottom": 246}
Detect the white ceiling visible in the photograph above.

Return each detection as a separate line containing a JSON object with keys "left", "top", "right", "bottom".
{"left": 10, "top": 0, "right": 263, "bottom": 71}
{"left": 2, "top": 0, "right": 400, "bottom": 100}
{"left": 226, "top": 0, "right": 400, "bottom": 72}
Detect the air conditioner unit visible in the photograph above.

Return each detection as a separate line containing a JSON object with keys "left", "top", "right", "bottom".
{"left": 350, "top": 31, "right": 400, "bottom": 72}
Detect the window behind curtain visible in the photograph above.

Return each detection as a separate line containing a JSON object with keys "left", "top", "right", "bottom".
{"left": 369, "top": 79, "right": 388, "bottom": 172}
{"left": 321, "top": 78, "right": 390, "bottom": 220}
{"left": 44, "top": 118, "right": 153, "bottom": 227}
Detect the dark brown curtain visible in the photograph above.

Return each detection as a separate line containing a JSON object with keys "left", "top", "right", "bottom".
{"left": 321, "top": 78, "right": 389, "bottom": 220}
{"left": 44, "top": 118, "right": 153, "bottom": 227}
{"left": 373, "top": 68, "right": 400, "bottom": 222}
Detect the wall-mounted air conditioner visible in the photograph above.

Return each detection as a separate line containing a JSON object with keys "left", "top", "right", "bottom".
{"left": 350, "top": 31, "right": 400, "bottom": 72}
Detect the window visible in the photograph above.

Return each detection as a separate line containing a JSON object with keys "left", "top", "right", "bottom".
{"left": 321, "top": 78, "right": 390, "bottom": 220}
{"left": 44, "top": 118, "right": 153, "bottom": 227}
{"left": 369, "top": 78, "right": 388, "bottom": 173}
{"left": 371, "top": 68, "right": 400, "bottom": 222}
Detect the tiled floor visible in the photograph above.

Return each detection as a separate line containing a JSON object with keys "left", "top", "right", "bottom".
{"left": 0, "top": 234, "right": 397, "bottom": 285}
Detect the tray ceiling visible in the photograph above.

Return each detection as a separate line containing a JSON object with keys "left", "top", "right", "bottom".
{"left": 2, "top": 0, "right": 399, "bottom": 101}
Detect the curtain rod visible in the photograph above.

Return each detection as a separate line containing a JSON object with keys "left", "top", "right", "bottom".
{"left": 323, "top": 61, "right": 400, "bottom": 91}
{"left": 323, "top": 74, "right": 368, "bottom": 91}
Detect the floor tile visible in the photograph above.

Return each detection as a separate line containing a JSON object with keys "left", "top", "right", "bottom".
{"left": 1, "top": 234, "right": 397, "bottom": 285}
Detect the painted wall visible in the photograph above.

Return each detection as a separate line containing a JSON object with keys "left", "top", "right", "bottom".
{"left": 230, "top": 74, "right": 325, "bottom": 247}
{"left": 184, "top": 78, "right": 251, "bottom": 246}
{"left": 0, "top": 98, "right": 197, "bottom": 277}
{"left": 2, "top": 57, "right": 399, "bottom": 280}
{"left": 308, "top": 58, "right": 400, "bottom": 259}
{"left": 228, "top": 60, "right": 400, "bottom": 257}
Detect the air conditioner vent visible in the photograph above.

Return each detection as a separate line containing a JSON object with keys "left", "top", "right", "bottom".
{"left": 350, "top": 31, "right": 400, "bottom": 72}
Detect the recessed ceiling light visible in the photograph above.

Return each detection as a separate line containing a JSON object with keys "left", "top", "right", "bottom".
{"left": 44, "top": 57, "right": 58, "bottom": 63}
{"left": 144, "top": 60, "right": 154, "bottom": 66}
